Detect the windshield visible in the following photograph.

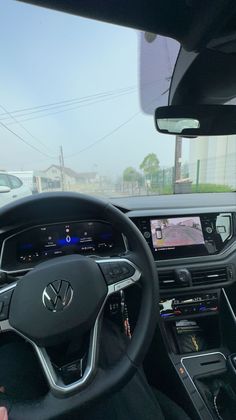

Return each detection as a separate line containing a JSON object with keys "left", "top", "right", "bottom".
{"left": 0, "top": 1, "right": 235, "bottom": 203}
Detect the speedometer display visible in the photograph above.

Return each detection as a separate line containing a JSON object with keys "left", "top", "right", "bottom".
{"left": 16, "top": 221, "right": 120, "bottom": 264}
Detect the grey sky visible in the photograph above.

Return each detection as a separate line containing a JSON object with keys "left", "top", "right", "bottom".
{"left": 0, "top": 1, "right": 189, "bottom": 177}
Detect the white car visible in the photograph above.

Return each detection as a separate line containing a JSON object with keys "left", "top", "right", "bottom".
{"left": 0, "top": 172, "right": 32, "bottom": 207}
{"left": 155, "top": 226, "right": 163, "bottom": 239}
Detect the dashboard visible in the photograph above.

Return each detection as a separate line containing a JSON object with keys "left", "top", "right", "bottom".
{"left": 110, "top": 193, "right": 236, "bottom": 293}
{"left": 0, "top": 221, "right": 125, "bottom": 273}
{"left": 0, "top": 192, "right": 236, "bottom": 294}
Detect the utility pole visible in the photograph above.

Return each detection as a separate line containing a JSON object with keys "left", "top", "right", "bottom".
{"left": 173, "top": 135, "right": 182, "bottom": 192}
{"left": 59, "top": 145, "right": 65, "bottom": 191}
{"left": 174, "top": 136, "right": 182, "bottom": 181}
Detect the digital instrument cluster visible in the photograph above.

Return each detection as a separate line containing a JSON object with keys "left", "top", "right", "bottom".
{"left": 0, "top": 221, "right": 125, "bottom": 272}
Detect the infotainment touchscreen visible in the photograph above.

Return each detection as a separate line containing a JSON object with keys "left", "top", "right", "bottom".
{"left": 150, "top": 216, "right": 205, "bottom": 250}
{"left": 139, "top": 212, "right": 233, "bottom": 259}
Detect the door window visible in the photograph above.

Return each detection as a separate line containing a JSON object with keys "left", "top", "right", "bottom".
{"left": 0, "top": 174, "right": 10, "bottom": 188}
{"left": 8, "top": 175, "right": 22, "bottom": 189}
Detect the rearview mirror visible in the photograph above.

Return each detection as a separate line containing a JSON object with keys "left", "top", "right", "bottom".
{"left": 0, "top": 186, "right": 10, "bottom": 193}
{"left": 155, "top": 105, "right": 236, "bottom": 137}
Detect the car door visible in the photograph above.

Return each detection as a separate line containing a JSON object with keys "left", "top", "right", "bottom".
{"left": 8, "top": 175, "right": 31, "bottom": 201}
{"left": 0, "top": 173, "right": 12, "bottom": 207}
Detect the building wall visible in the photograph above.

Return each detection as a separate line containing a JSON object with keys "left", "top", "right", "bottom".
{"left": 189, "top": 135, "right": 236, "bottom": 187}
{"left": 42, "top": 167, "right": 99, "bottom": 189}
{"left": 43, "top": 167, "right": 76, "bottom": 187}
{"left": 64, "top": 174, "right": 75, "bottom": 187}
{"left": 44, "top": 167, "right": 61, "bottom": 181}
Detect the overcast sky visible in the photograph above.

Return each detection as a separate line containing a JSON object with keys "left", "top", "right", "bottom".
{"left": 0, "top": 1, "right": 189, "bottom": 178}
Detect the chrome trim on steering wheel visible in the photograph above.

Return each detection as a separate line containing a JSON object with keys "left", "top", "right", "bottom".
{"left": 30, "top": 297, "right": 107, "bottom": 396}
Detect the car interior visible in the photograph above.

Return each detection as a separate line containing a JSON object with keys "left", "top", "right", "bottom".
{"left": 1, "top": 0, "right": 236, "bottom": 419}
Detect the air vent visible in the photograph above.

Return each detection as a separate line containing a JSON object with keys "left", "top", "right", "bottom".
{"left": 158, "top": 270, "right": 177, "bottom": 289}
{"left": 191, "top": 266, "right": 231, "bottom": 286}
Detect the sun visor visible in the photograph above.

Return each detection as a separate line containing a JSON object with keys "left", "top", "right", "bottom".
{"left": 139, "top": 33, "right": 180, "bottom": 115}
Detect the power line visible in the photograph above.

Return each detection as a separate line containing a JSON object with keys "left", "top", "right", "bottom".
{"left": 0, "top": 86, "right": 136, "bottom": 122}
{"left": 0, "top": 79, "right": 166, "bottom": 125}
{"left": 0, "top": 105, "right": 55, "bottom": 155}
{"left": 65, "top": 111, "right": 140, "bottom": 159}
{"left": 7, "top": 84, "right": 170, "bottom": 167}
{"left": 6, "top": 89, "right": 137, "bottom": 125}
{"left": 0, "top": 81, "right": 162, "bottom": 119}
{"left": 4, "top": 89, "right": 136, "bottom": 123}
{"left": 0, "top": 120, "right": 56, "bottom": 159}
{"left": 65, "top": 91, "right": 168, "bottom": 160}
{"left": 0, "top": 85, "right": 136, "bottom": 117}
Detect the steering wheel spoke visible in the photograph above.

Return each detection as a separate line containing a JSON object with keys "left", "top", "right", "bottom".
{"left": 0, "top": 282, "right": 16, "bottom": 332}
{"left": 96, "top": 257, "right": 141, "bottom": 295}
{"left": 0, "top": 283, "right": 106, "bottom": 397}
{"left": 29, "top": 303, "right": 105, "bottom": 396}
{"left": 0, "top": 276, "right": 107, "bottom": 396}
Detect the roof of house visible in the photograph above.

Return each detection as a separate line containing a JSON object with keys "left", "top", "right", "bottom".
{"left": 44, "top": 165, "right": 97, "bottom": 179}
{"left": 44, "top": 165, "right": 80, "bottom": 179}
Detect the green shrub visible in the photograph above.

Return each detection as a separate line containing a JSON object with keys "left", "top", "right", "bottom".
{"left": 192, "top": 183, "right": 233, "bottom": 193}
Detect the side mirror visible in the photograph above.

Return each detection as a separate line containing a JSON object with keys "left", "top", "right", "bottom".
{"left": 0, "top": 186, "right": 11, "bottom": 193}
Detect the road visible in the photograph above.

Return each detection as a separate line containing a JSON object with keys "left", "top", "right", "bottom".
{"left": 156, "top": 225, "right": 204, "bottom": 247}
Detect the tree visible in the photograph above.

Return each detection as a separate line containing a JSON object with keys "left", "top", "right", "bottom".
{"left": 123, "top": 167, "right": 142, "bottom": 184}
{"left": 139, "top": 153, "right": 160, "bottom": 188}
{"left": 140, "top": 153, "right": 160, "bottom": 176}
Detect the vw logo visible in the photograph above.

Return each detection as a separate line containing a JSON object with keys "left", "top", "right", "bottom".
{"left": 42, "top": 280, "right": 73, "bottom": 312}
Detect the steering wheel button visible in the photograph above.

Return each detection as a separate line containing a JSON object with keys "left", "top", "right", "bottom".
{"left": 99, "top": 260, "right": 137, "bottom": 286}
{"left": 0, "top": 304, "right": 9, "bottom": 321}
{"left": 112, "top": 265, "right": 122, "bottom": 276}
{"left": 121, "top": 263, "right": 135, "bottom": 277}
{"left": 121, "top": 265, "right": 129, "bottom": 274}
{"left": 100, "top": 262, "right": 122, "bottom": 284}
{"left": 1, "top": 290, "right": 13, "bottom": 305}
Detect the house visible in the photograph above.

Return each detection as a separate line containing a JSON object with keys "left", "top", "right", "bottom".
{"left": 44, "top": 165, "right": 79, "bottom": 187}
{"left": 43, "top": 165, "right": 98, "bottom": 189}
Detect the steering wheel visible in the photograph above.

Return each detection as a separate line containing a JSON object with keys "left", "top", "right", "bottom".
{"left": 0, "top": 193, "right": 158, "bottom": 419}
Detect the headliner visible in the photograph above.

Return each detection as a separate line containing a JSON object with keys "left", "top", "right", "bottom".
{"left": 18, "top": 0, "right": 236, "bottom": 52}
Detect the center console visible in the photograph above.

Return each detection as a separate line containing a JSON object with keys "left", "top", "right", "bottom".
{"left": 131, "top": 212, "right": 236, "bottom": 419}
{"left": 158, "top": 289, "right": 236, "bottom": 419}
